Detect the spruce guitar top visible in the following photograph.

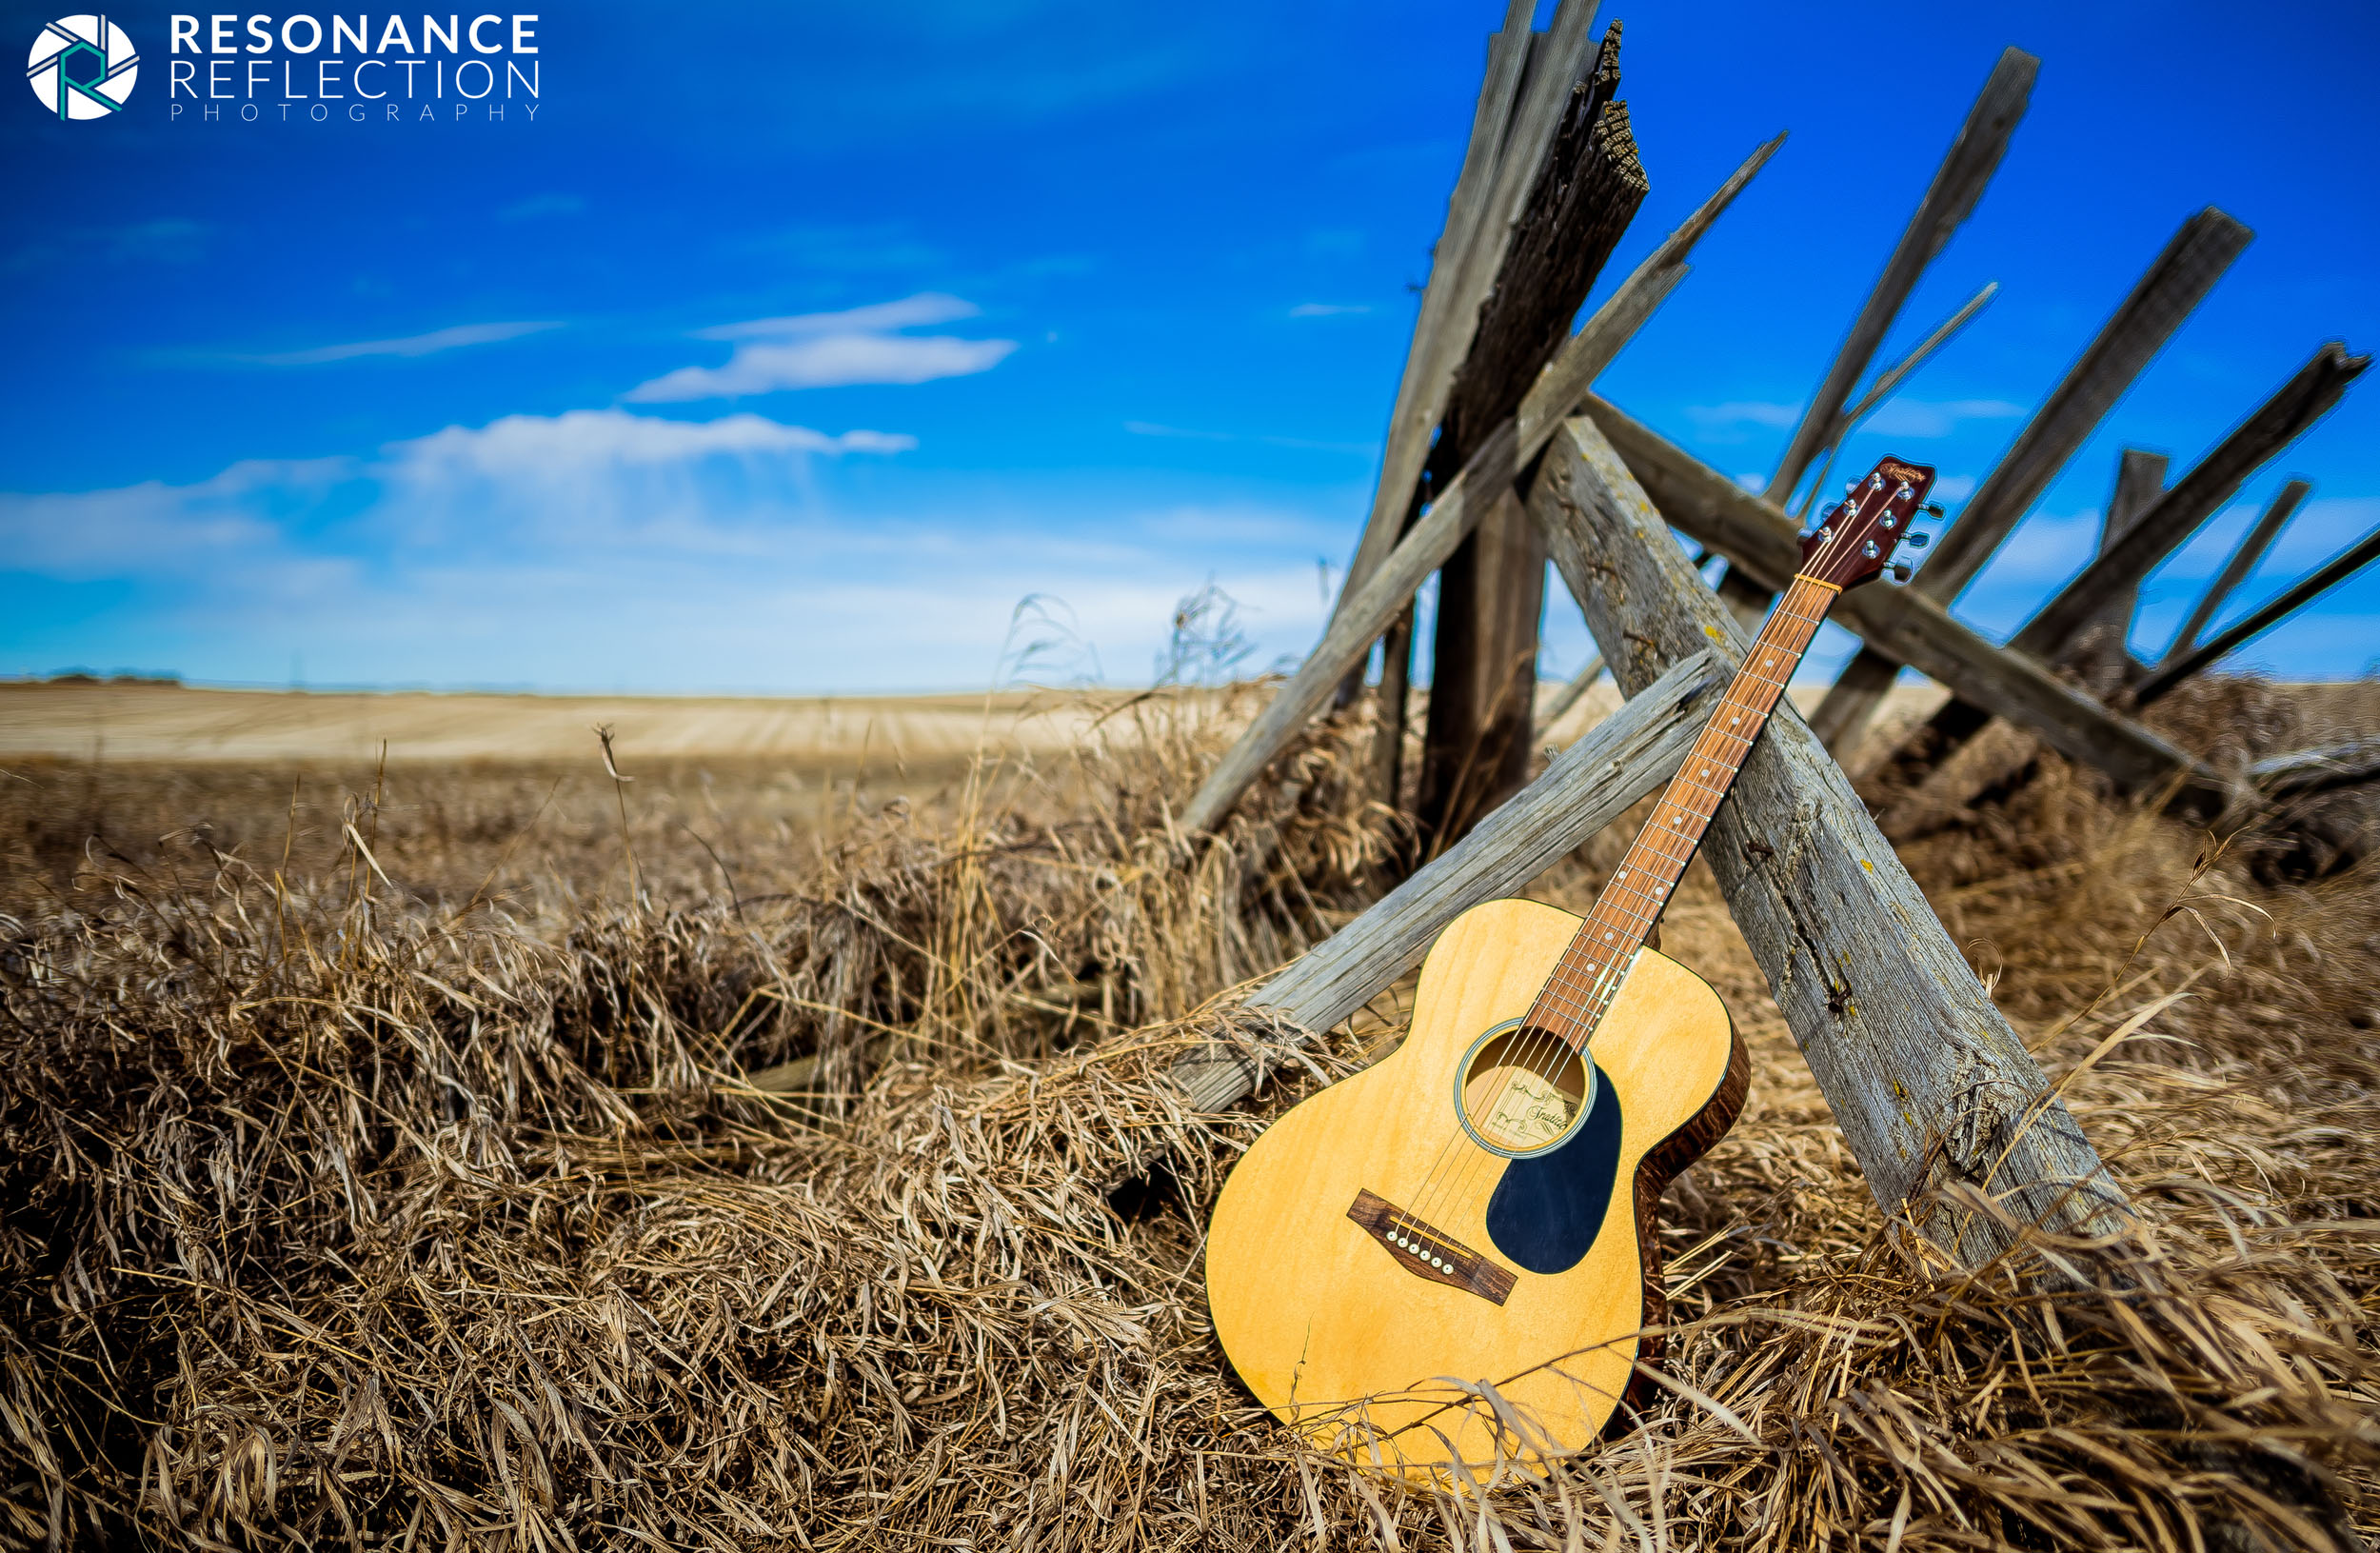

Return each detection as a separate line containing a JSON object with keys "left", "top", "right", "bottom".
{"left": 1204, "top": 458, "right": 1938, "bottom": 1474}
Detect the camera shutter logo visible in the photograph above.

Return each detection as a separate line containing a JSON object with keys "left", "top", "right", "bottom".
{"left": 27, "top": 15, "right": 137, "bottom": 119}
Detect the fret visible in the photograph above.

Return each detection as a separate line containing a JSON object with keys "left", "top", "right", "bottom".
{"left": 1524, "top": 550, "right": 1893, "bottom": 1051}
{"left": 1537, "top": 576, "right": 1847, "bottom": 1047}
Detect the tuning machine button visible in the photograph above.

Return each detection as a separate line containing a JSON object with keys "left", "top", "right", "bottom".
{"left": 1903, "top": 531, "right": 1930, "bottom": 549}
{"left": 1922, "top": 503, "right": 1946, "bottom": 517}
{"left": 1889, "top": 562, "right": 1914, "bottom": 584}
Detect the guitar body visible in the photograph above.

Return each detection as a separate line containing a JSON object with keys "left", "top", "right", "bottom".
{"left": 1205, "top": 897, "right": 1747, "bottom": 1475}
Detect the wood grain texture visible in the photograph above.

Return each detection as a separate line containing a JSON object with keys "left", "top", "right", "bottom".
{"left": 1531, "top": 414, "right": 2131, "bottom": 1263}
{"left": 1577, "top": 393, "right": 2226, "bottom": 806}
{"left": 1168, "top": 649, "right": 1728, "bottom": 1114}
{"left": 1419, "top": 487, "right": 1550, "bottom": 846}
{"left": 1809, "top": 647, "right": 1897, "bottom": 758}
{"left": 1419, "top": 35, "right": 1644, "bottom": 844}
{"left": 1205, "top": 898, "right": 1737, "bottom": 1472}
{"left": 1763, "top": 48, "right": 2035, "bottom": 506}
{"left": 1916, "top": 209, "right": 2251, "bottom": 600}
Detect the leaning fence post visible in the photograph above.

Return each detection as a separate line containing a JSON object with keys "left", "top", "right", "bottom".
{"left": 1529, "top": 412, "right": 2131, "bottom": 1264}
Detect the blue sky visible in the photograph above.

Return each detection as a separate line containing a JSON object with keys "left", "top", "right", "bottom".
{"left": 2, "top": 0, "right": 2374, "bottom": 693}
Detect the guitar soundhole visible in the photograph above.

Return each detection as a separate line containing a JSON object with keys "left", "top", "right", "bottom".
{"left": 1457, "top": 1025, "right": 1592, "bottom": 1158}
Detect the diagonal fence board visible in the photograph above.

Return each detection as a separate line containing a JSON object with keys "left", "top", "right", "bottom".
{"left": 1167, "top": 649, "right": 1729, "bottom": 1113}
{"left": 2011, "top": 341, "right": 2369, "bottom": 658}
{"left": 2158, "top": 478, "right": 2311, "bottom": 670}
{"left": 1915, "top": 209, "right": 2254, "bottom": 600}
{"left": 1811, "top": 208, "right": 2255, "bottom": 752}
{"left": 1577, "top": 393, "right": 2228, "bottom": 806}
{"left": 1763, "top": 47, "right": 2038, "bottom": 508}
{"left": 1178, "top": 136, "right": 1783, "bottom": 837}
{"left": 1531, "top": 414, "right": 2130, "bottom": 1260}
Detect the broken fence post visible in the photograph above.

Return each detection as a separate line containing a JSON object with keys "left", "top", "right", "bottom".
{"left": 1177, "top": 134, "right": 1784, "bottom": 837}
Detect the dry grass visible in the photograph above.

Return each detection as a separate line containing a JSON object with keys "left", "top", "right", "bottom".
{"left": 2, "top": 668, "right": 2377, "bottom": 1550}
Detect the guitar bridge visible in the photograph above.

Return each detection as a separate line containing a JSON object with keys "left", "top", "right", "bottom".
{"left": 1347, "top": 1189, "right": 1515, "bottom": 1305}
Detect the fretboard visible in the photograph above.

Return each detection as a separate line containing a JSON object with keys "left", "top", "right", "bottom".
{"left": 1527, "top": 573, "right": 1842, "bottom": 1050}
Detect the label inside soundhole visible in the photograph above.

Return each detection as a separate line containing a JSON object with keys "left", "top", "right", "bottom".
{"left": 1457, "top": 1025, "right": 1591, "bottom": 1156}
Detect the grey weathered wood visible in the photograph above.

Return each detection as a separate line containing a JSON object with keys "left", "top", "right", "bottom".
{"left": 2158, "top": 478, "right": 2311, "bottom": 667}
{"left": 1916, "top": 209, "right": 2253, "bottom": 600}
{"left": 1791, "top": 280, "right": 2000, "bottom": 524}
{"left": 1809, "top": 646, "right": 1899, "bottom": 758}
{"left": 1420, "top": 34, "right": 1646, "bottom": 846}
{"left": 1809, "top": 209, "right": 2253, "bottom": 757}
{"left": 1418, "top": 487, "right": 1551, "bottom": 845}
{"left": 1535, "top": 414, "right": 2129, "bottom": 1259}
{"left": 1511, "top": 133, "right": 1783, "bottom": 455}
{"left": 1178, "top": 138, "right": 1783, "bottom": 834}
{"left": 2252, "top": 738, "right": 2380, "bottom": 798}
{"left": 1579, "top": 393, "right": 2228, "bottom": 805}
{"left": 1537, "top": 652, "right": 1607, "bottom": 732}
{"left": 1764, "top": 48, "right": 2036, "bottom": 508}
{"left": 2062, "top": 448, "right": 2172, "bottom": 697}
{"left": 1166, "top": 649, "right": 1728, "bottom": 1112}
{"left": 1334, "top": 0, "right": 1602, "bottom": 619}
{"left": 2132, "top": 519, "right": 2380, "bottom": 707}
{"left": 2012, "top": 341, "right": 2369, "bottom": 658}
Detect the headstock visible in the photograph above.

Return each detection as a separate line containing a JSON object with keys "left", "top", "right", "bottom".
{"left": 1795, "top": 457, "right": 1940, "bottom": 589}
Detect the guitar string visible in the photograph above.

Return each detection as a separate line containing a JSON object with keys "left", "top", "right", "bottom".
{"left": 1400, "top": 490, "right": 1892, "bottom": 1236}
{"left": 1438, "top": 499, "right": 1878, "bottom": 1215}
{"left": 1408, "top": 542, "right": 1856, "bottom": 1235}
{"left": 1402, "top": 587, "right": 1825, "bottom": 1238}
{"left": 1411, "top": 578, "right": 1834, "bottom": 1232}
{"left": 1403, "top": 577, "right": 1831, "bottom": 1232}
{"left": 1418, "top": 478, "right": 1899, "bottom": 1227}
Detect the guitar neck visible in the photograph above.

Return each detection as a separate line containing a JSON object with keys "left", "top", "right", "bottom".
{"left": 1527, "top": 573, "right": 1843, "bottom": 1049}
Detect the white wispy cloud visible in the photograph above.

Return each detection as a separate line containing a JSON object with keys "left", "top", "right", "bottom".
{"left": 246, "top": 320, "right": 564, "bottom": 366}
{"left": 627, "top": 291, "right": 1019, "bottom": 402}
{"left": 397, "top": 408, "right": 914, "bottom": 477}
{"left": 1122, "top": 421, "right": 1375, "bottom": 456}
{"left": 1687, "top": 401, "right": 1803, "bottom": 431}
{"left": 1861, "top": 398, "right": 2027, "bottom": 438}
{"left": 0, "top": 419, "right": 1341, "bottom": 692}
{"left": 1288, "top": 303, "right": 1370, "bottom": 318}
{"left": 696, "top": 293, "right": 981, "bottom": 339}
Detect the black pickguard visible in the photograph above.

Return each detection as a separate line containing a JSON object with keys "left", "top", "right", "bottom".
{"left": 1482, "top": 1063, "right": 1623, "bottom": 1275}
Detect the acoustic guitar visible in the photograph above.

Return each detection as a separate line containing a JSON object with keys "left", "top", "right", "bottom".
{"left": 1205, "top": 456, "right": 1937, "bottom": 1474}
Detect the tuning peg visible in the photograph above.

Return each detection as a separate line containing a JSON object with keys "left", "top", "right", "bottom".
{"left": 1923, "top": 503, "right": 1945, "bottom": 517}
{"left": 1890, "top": 562, "right": 1914, "bottom": 584}
{"left": 1902, "top": 531, "right": 1930, "bottom": 549}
